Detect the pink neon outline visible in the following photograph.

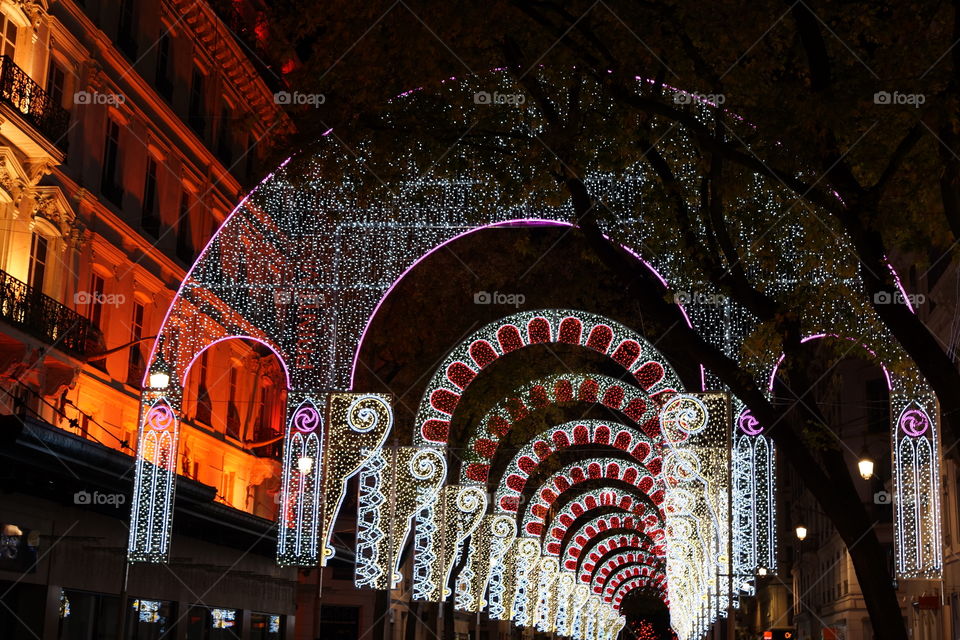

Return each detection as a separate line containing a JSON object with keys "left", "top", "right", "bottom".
{"left": 142, "top": 156, "right": 294, "bottom": 388}
{"left": 349, "top": 218, "right": 696, "bottom": 388}
{"left": 767, "top": 333, "right": 892, "bottom": 392}
{"left": 180, "top": 335, "right": 292, "bottom": 389}
{"left": 885, "top": 256, "right": 916, "bottom": 314}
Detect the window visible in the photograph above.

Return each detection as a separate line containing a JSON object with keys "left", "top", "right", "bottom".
{"left": 0, "top": 15, "right": 17, "bottom": 60}
{"left": 101, "top": 120, "right": 123, "bottom": 206}
{"left": 176, "top": 190, "right": 194, "bottom": 263}
{"left": 195, "top": 351, "right": 212, "bottom": 425}
{"left": 188, "top": 68, "right": 205, "bottom": 137}
{"left": 117, "top": 0, "right": 137, "bottom": 59}
{"left": 226, "top": 366, "right": 241, "bottom": 439}
{"left": 142, "top": 157, "right": 160, "bottom": 236}
{"left": 249, "top": 613, "right": 283, "bottom": 640}
{"left": 155, "top": 34, "right": 173, "bottom": 100}
{"left": 186, "top": 605, "right": 240, "bottom": 639}
{"left": 127, "top": 302, "right": 145, "bottom": 386}
{"left": 47, "top": 61, "right": 66, "bottom": 108}
{"left": 28, "top": 233, "right": 48, "bottom": 293}
{"left": 216, "top": 105, "right": 233, "bottom": 165}
{"left": 87, "top": 273, "right": 105, "bottom": 328}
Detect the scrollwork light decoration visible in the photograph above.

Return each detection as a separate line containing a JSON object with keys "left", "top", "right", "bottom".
{"left": 534, "top": 556, "right": 560, "bottom": 632}
{"left": 278, "top": 397, "right": 324, "bottom": 566}
{"left": 413, "top": 485, "right": 487, "bottom": 602}
{"left": 128, "top": 397, "right": 179, "bottom": 562}
{"left": 355, "top": 446, "right": 446, "bottom": 590}
{"left": 455, "top": 514, "right": 516, "bottom": 612}
{"left": 319, "top": 393, "right": 393, "bottom": 567}
{"left": 555, "top": 571, "right": 577, "bottom": 636}
{"left": 659, "top": 392, "right": 732, "bottom": 640}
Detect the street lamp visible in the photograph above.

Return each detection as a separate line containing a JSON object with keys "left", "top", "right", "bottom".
{"left": 297, "top": 456, "right": 314, "bottom": 475}
{"left": 795, "top": 523, "right": 808, "bottom": 541}
{"left": 858, "top": 454, "right": 875, "bottom": 480}
{"left": 148, "top": 371, "right": 170, "bottom": 389}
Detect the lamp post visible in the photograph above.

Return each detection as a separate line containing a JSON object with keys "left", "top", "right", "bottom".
{"left": 795, "top": 524, "right": 808, "bottom": 542}
{"left": 857, "top": 452, "right": 875, "bottom": 480}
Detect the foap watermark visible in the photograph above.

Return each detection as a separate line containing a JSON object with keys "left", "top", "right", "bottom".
{"left": 273, "top": 289, "right": 326, "bottom": 306}
{"left": 74, "top": 490, "right": 126, "bottom": 507}
{"left": 673, "top": 91, "right": 726, "bottom": 106}
{"left": 74, "top": 291, "right": 126, "bottom": 307}
{"left": 874, "top": 490, "right": 892, "bottom": 505}
{"left": 274, "top": 91, "right": 326, "bottom": 107}
{"left": 74, "top": 90, "right": 125, "bottom": 106}
{"left": 474, "top": 91, "right": 526, "bottom": 106}
{"left": 873, "top": 91, "right": 925, "bottom": 108}
{"left": 474, "top": 290, "right": 525, "bottom": 308}
{"left": 673, "top": 291, "right": 727, "bottom": 305}
{"left": 873, "top": 291, "right": 925, "bottom": 306}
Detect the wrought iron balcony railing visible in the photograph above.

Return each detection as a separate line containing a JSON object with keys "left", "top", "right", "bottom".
{"left": 0, "top": 55, "right": 70, "bottom": 147}
{"left": 0, "top": 268, "right": 103, "bottom": 357}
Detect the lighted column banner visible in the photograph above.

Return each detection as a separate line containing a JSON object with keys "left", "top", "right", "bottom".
{"left": 534, "top": 556, "right": 560, "bottom": 632}
{"left": 510, "top": 538, "right": 544, "bottom": 628}
{"left": 412, "top": 484, "right": 487, "bottom": 602}
{"left": 555, "top": 572, "right": 577, "bottom": 637}
{"left": 454, "top": 514, "right": 516, "bottom": 612}
{"left": 128, "top": 396, "right": 180, "bottom": 563}
{"left": 277, "top": 395, "right": 324, "bottom": 566}
{"left": 319, "top": 393, "right": 393, "bottom": 566}
{"left": 893, "top": 400, "right": 942, "bottom": 578}
{"left": 731, "top": 400, "right": 776, "bottom": 582}
{"left": 659, "top": 392, "right": 732, "bottom": 640}
{"left": 355, "top": 446, "right": 446, "bottom": 590}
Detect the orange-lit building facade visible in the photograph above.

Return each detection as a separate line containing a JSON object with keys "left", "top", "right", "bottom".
{"left": 0, "top": 0, "right": 326, "bottom": 638}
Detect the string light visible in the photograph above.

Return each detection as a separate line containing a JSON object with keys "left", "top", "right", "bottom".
{"left": 127, "top": 71, "right": 944, "bottom": 640}
{"left": 356, "top": 446, "right": 446, "bottom": 589}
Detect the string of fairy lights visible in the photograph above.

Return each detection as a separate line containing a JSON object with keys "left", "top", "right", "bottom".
{"left": 127, "top": 71, "right": 943, "bottom": 640}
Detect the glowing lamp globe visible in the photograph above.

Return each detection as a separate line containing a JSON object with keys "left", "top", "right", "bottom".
{"left": 858, "top": 456, "right": 875, "bottom": 480}
{"left": 148, "top": 371, "right": 170, "bottom": 389}
{"left": 297, "top": 456, "right": 314, "bottom": 475}
{"left": 795, "top": 524, "right": 808, "bottom": 541}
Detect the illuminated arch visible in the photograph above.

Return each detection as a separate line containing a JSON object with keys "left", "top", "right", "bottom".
{"left": 546, "top": 488, "right": 666, "bottom": 552}
{"left": 577, "top": 533, "right": 662, "bottom": 580}
{"left": 415, "top": 309, "right": 683, "bottom": 446}
{"left": 565, "top": 514, "right": 663, "bottom": 569}
{"left": 517, "top": 458, "right": 665, "bottom": 538}
{"left": 612, "top": 577, "right": 669, "bottom": 609}
{"left": 596, "top": 557, "right": 666, "bottom": 601}
{"left": 180, "top": 334, "right": 292, "bottom": 389}
{"left": 764, "top": 333, "right": 941, "bottom": 578}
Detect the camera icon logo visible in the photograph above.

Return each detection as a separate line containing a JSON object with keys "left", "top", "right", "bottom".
{"left": 73, "top": 490, "right": 91, "bottom": 505}
{"left": 474, "top": 291, "right": 492, "bottom": 304}
{"left": 474, "top": 91, "right": 492, "bottom": 105}
{"left": 274, "top": 91, "right": 292, "bottom": 105}
{"left": 874, "top": 490, "right": 892, "bottom": 505}
{"left": 874, "top": 91, "right": 892, "bottom": 105}
{"left": 873, "top": 291, "right": 892, "bottom": 304}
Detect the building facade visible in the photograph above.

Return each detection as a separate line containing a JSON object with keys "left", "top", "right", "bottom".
{"left": 0, "top": 0, "right": 307, "bottom": 638}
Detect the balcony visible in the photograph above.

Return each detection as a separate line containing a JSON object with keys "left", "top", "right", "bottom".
{"left": 0, "top": 55, "right": 70, "bottom": 148}
{"left": 0, "top": 268, "right": 103, "bottom": 357}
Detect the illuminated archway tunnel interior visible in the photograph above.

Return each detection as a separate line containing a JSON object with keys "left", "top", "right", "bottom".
{"left": 351, "top": 224, "right": 694, "bottom": 632}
